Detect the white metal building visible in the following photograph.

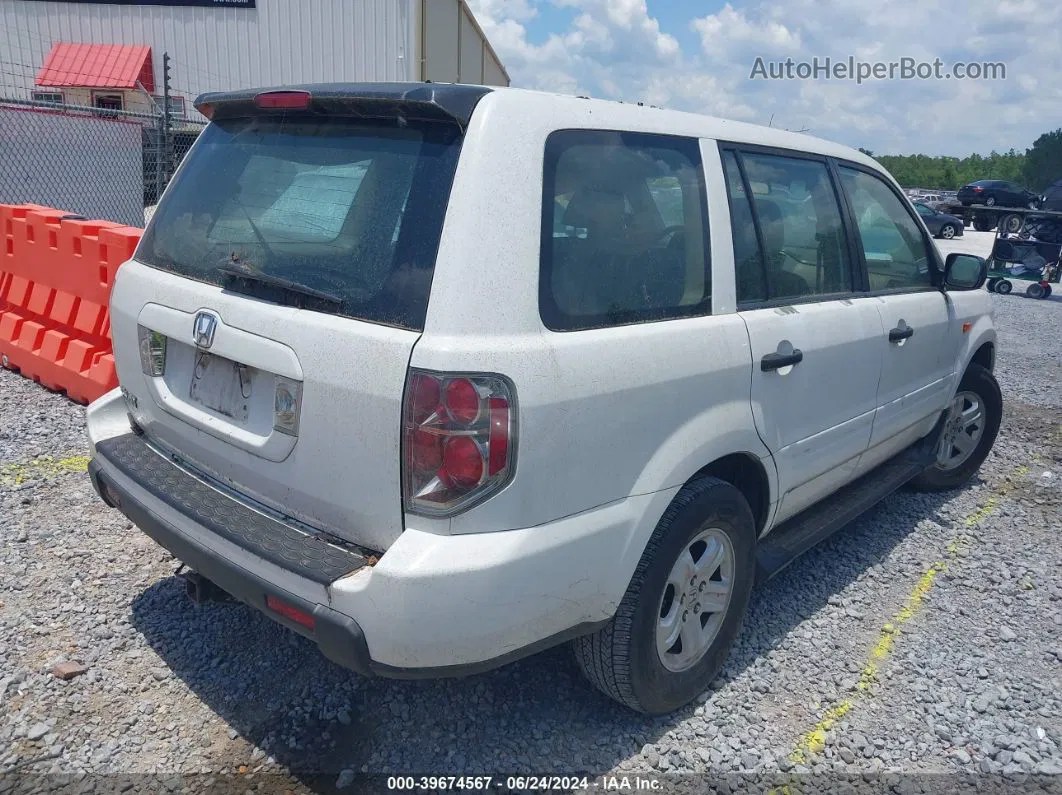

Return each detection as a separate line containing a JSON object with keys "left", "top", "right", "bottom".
{"left": 0, "top": 0, "right": 509, "bottom": 119}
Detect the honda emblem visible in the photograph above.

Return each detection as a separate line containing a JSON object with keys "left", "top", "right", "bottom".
{"left": 193, "top": 312, "right": 217, "bottom": 349}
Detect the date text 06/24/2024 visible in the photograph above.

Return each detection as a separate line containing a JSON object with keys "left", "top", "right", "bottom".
{"left": 385, "top": 775, "right": 663, "bottom": 791}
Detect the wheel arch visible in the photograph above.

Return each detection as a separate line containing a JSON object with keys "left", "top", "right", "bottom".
{"left": 684, "top": 452, "right": 772, "bottom": 536}
{"left": 969, "top": 340, "right": 995, "bottom": 374}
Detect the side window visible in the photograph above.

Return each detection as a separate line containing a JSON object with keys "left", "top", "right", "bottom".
{"left": 740, "top": 152, "right": 854, "bottom": 300}
{"left": 839, "top": 166, "right": 933, "bottom": 291}
{"left": 914, "top": 203, "right": 933, "bottom": 217}
{"left": 540, "top": 130, "right": 710, "bottom": 331}
{"left": 721, "top": 150, "right": 766, "bottom": 303}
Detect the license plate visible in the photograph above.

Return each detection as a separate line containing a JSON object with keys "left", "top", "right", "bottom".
{"left": 189, "top": 352, "right": 254, "bottom": 422}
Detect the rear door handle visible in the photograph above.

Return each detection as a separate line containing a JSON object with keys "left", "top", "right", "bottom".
{"left": 761, "top": 350, "right": 804, "bottom": 371}
{"left": 888, "top": 326, "right": 915, "bottom": 342}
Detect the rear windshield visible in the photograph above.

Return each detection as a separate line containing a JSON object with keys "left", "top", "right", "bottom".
{"left": 138, "top": 115, "right": 463, "bottom": 330}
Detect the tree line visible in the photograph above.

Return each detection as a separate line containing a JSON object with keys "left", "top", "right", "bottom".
{"left": 858, "top": 129, "right": 1062, "bottom": 192}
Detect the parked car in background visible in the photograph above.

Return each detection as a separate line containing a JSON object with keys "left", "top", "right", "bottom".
{"left": 913, "top": 202, "right": 964, "bottom": 239}
{"left": 1040, "top": 179, "right": 1062, "bottom": 212}
{"left": 958, "top": 180, "right": 1040, "bottom": 208}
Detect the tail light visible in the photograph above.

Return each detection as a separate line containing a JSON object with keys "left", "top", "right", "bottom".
{"left": 973, "top": 186, "right": 984, "bottom": 192}
{"left": 402, "top": 369, "right": 517, "bottom": 516}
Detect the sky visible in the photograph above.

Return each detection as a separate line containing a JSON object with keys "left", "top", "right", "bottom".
{"left": 466, "top": 0, "right": 1062, "bottom": 157}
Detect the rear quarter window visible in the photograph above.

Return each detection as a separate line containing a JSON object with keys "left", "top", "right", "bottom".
{"left": 539, "top": 130, "right": 711, "bottom": 331}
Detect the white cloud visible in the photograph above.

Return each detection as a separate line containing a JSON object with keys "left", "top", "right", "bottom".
{"left": 691, "top": 4, "right": 801, "bottom": 55}
{"left": 465, "top": 0, "right": 1062, "bottom": 155}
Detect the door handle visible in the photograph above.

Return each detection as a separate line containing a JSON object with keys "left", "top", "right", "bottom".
{"left": 888, "top": 326, "right": 915, "bottom": 342}
{"left": 761, "top": 349, "right": 804, "bottom": 371}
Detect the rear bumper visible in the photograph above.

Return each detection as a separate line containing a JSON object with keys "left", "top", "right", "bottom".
{"left": 89, "top": 448, "right": 376, "bottom": 676}
{"left": 88, "top": 390, "right": 667, "bottom": 675}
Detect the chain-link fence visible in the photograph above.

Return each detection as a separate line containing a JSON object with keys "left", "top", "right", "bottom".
{"left": 0, "top": 95, "right": 205, "bottom": 228}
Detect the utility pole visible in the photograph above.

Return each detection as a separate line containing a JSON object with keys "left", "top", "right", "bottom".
{"left": 162, "top": 52, "right": 172, "bottom": 187}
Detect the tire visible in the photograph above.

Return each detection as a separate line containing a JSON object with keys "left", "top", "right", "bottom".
{"left": 573, "top": 477, "right": 756, "bottom": 714}
{"left": 1045, "top": 285, "right": 1053, "bottom": 298}
{"left": 973, "top": 217, "right": 994, "bottom": 232}
{"left": 986, "top": 278, "right": 999, "bottom": 292}
{"left": 939, "top": 224, "right": 957, "bottom": 240}
{"left": 985, "top": 196, "right": 996, "bottom": 206}
{"left": 1027, "top": 282, "right": 1046, "bottom": 299}
{"left": 999, "top": 214, "right": 1023, "bottom": 235}
{"left": 995, "top": 279, "right": 1013, "bottom": 294}
{"left": 909, "top": 364, "right": 1002, "bottom": 492}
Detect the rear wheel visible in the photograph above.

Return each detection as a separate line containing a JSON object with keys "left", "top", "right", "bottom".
{"left": 986, "top": 278, "right": 1000, "bottom": 292}
{"left": 995, "top": 279, "right": 1013, "bottom": 294}
{"left": 999, "top": 214, "right": 1023, "bottom": 235}
{"left": 909, "top": 364, "right": 1001, "bottom": 492}
{"left": 985, "top": 196, "right": 997, "bottom": 206}
{"left": 573, "top": 477, "right": 755, "bottom": 714}
{"left": 973, "top": 216, "right": 994, "bottom": 232}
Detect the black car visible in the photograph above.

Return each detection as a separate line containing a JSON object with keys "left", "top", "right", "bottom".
{"left": 1041, "top": 179, "right": 1062, "bottom": 212}
{"left": 913, "top": 202, "right": 964, "bottom": 239}
{"left": 958, "top": 179, "right": 1040, "bottom": 208}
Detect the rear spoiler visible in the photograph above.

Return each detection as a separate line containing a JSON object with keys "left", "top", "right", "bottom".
{"left": 194, "top": 83, "right": 492, "bottom": 130}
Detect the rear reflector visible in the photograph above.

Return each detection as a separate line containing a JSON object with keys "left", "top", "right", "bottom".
{"left": 254, "top": 91, "right": 312, "bottom": 110}
{"left": 137, "top": 325, "right": 167, "bottom": 377}
{"left": 265, "top": 595, "right": 316, "bottom": 629}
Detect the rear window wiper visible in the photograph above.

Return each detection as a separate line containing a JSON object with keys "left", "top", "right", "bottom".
{"left": 216, "top": 264, "right": 344, "bottom": 312}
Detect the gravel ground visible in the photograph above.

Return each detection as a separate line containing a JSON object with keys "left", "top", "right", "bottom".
{"left": 2, "top": 285, "right": 1061, "bottom": 795}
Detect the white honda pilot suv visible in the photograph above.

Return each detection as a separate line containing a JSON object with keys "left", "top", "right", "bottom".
{"left": 87, "top": 84, "right": 1000, "bottom": 714}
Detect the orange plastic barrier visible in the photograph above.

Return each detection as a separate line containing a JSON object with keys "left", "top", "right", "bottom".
{"left": 0, "top": 204, "right": 142, "bottom": 404}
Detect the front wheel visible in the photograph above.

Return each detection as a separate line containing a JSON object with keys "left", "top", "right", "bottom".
{"left": 995, "top": 279, "right": 1013, "bottom": 294}
{"left": 909, "top": 364, "right": 1002, "bottom": 492}
{"left": 986, "top": 278, "right": 1000, "bottom": 292}
{"left": 1026, "top": 282, "right": 1046, "bottom": 299}
{"left": 573, "top": 477, "right": 755, "bottom": 714}
{"left": 939, "top": 223, "right": 958, "bottom": 240}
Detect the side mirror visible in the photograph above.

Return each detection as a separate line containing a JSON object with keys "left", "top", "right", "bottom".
{"left": 944, "top": 252, "right": 988, "bottom": 290}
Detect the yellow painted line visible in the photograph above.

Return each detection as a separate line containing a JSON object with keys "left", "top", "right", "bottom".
{"left": 1, "top": 455, "right": 90, "bottom": 486}
{"left": 782, "top": 454, "right": 1042, "bottom": 774}
{"left": 788, "top": 561, "right": 944, "bottom": 765}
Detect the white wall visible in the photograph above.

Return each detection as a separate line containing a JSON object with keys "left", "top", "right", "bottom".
{"left": 1, "top": 0, "right": 509, "bottom": 122}
{"left": 420, "top": 0, "right": 508, "bottom": 86}
{"left": 0, "top": 0, "right": 418, "bottom": 117}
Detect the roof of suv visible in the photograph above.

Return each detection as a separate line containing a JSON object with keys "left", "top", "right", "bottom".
{"left": 195, "top": 82, "right": 880, "bottom": 174}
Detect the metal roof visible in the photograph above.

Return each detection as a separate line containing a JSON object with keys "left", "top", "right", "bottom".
{"left": 36, "top": 43, "right": 155, "bottom": 92}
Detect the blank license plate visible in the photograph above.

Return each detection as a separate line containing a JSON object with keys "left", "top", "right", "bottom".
{"left": 189, "top": 352, "right": 254, "bottom": 422}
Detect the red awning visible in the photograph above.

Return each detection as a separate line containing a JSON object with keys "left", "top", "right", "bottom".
{"left": 37, "top": 43, "right": 154, "bottom": 92}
